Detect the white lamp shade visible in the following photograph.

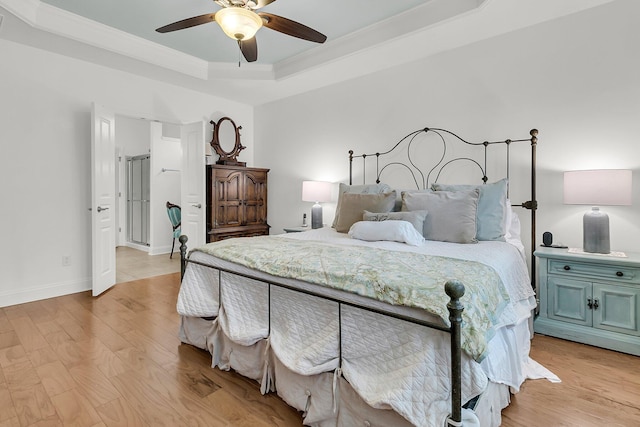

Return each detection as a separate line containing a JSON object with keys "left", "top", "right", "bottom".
{"left": 215, "top": 7, "right": 263, "bottom": 41}
{"left": 302, "top": 181, "right": 332, "bottom": 203}
{"left": 563, "top": 169, "right": 632, "bottom": 206}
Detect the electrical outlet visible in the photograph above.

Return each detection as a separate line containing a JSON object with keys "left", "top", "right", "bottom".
{"left": 62, "top": 255, "right": 71, "bottom": 266}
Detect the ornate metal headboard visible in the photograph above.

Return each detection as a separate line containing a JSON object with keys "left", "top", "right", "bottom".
{"left": 348, "top": 127, "right": 539, "bottom": 293}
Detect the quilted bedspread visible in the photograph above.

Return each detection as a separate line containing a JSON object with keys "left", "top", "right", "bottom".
{"left": 194, "top": 235, "right": 510, "bottom": 361}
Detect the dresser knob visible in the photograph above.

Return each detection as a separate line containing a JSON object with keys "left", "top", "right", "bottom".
{"left": 563, "top": 265, "right": 571, "bottom": 271}
{"left": 616, "top": 271, "right": 623, "bottom": 277}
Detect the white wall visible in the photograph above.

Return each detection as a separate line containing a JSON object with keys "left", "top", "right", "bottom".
{"left": 118, "top": 115, "right": 150, "bottom": 157}
{"left": 0, "top": 38, "right": 253, "bottom": 307}
{"left": 255, "top": 1, "right": 640, "bottom": 263}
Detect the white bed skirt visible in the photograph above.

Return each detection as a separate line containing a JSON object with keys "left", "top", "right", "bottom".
{"left": 179, "top": 315, "right": 512, "bottom": 427}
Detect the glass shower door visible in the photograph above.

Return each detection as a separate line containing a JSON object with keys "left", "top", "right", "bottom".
{"left": 127, "top": 155, "right": 150, "bottom": 246}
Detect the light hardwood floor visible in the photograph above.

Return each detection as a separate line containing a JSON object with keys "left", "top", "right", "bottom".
{"left": 1, "top": 272, "right": 639, "bottom": 426}
{"left": 116, "top": 246, "right": 180, "bottom": 283}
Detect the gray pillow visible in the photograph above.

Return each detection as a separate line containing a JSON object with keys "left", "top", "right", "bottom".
{"left": 432, "top": 179, "right": 508, "bottom": 241}
{"left": 334, "top": 191, "right": 397, "bottom": 233}
{"left": 401, "top": 189, "right": 479, "bottom": 243}
{"left": 363, "top": 210, "right": 427, "bottom": 235}
{"left": 332, "top": 183, "right": 393, "bottom": 228}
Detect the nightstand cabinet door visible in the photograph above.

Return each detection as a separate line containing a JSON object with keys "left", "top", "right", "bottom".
{"left": 548, "top": 277, "right": 592, "bottom": 326}
{"left": 593, "top": 283, "right": 640, "bottom": 336}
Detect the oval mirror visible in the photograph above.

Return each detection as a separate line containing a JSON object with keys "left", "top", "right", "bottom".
{"left": 217, "top": 118, "right": 237, "bottom": 154}
{"left": 210, "top": 117, "right": 246, "bottom": 166}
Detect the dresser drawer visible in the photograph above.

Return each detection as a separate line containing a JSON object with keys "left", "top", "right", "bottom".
{"left": 549, "top": 259, "right": 640, "bottom": 284}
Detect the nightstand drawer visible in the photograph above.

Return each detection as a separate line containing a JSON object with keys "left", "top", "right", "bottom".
{"left": 549, "top": 259, "right": 640, "bottom": 283}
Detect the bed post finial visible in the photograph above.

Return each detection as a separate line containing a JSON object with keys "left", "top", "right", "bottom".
{"left": 445, "top": 280, "right": 465, "bottom": 426}
{"left": 179, "top": 235, "right": 188, "bottom": 280}
{"left": 530, "top": 129, "right": 538, "bottom": 144}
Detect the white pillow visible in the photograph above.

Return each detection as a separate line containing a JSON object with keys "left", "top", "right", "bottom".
{"left": 362, "top": 210, "right": 427, "bottom": 235}
{"left": 504, "top": 204, "right": 526, "bottom": 257}
{"left": 348, "top": 220, "right": 425, "bottom": 246}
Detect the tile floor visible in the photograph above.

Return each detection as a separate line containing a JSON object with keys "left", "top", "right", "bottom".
{"left": 116, "top": 246, "right": 181, "bottom": 283}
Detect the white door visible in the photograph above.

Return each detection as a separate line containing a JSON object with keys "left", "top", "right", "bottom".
{"left": 91, "top": 103, "right": 117, "bottom": 296}
{"left": 180, "top": 121, "right": 206, "bottom": 252}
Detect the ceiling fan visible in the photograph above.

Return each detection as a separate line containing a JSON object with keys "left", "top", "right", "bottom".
{"left": 156, "top": 0, "right": 327, "bottom": 63}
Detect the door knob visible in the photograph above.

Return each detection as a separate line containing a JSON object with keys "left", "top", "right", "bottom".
{"left": 192, "top": 203, "right": 202, "bottom": 209}
{"left": 96, "top": 206, "right": 109, "bottom": 212}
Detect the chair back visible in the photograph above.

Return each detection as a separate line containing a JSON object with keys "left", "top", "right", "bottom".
{"left": 166, "top": 201, "right": 181, "bottom": 231}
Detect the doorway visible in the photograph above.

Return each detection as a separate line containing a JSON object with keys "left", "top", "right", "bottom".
{"left": 92, "top": 105, "right": 206, "bottom": 295}
{"left": 115, "top": 117, "right": 182, "bottom": 283}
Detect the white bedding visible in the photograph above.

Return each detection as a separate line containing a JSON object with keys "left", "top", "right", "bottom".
{"left": 177, "top": 228, "right": 540, "bottom": 426}
{"left": 178, "top": 228, "right": 535, "bottom": 320}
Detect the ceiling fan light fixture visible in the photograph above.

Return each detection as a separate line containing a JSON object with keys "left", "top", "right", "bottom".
{"left": 216, "top": 7, "right": 263, "bottom": 41}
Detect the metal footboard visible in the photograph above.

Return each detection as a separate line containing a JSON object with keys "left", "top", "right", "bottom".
{"left": 178, "top": 235, "right": 466, "bottom": 426}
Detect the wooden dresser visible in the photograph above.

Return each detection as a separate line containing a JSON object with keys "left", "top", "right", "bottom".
{"left": 206, "top": 165, "right": 270, "bottom": 242}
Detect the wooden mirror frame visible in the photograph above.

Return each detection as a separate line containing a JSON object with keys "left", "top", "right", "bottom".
{"left": 210, "top": 117, "right": 246, "bottom": 166}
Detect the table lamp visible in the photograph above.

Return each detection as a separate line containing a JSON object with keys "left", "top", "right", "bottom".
{"left": 302, "top": 181, "right": 332, "bottom": 229}
{"left": 563, "top": 169, "right": 632, "bottom": 254}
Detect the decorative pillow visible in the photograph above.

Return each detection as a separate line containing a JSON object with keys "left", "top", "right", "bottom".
{"left": 504, "top": 202, "right": 525, "bottom": 256}
{"left": 334, "top": 191, "right": 397, "bottom": 233}
{"left": 402, "top": 189, "right": 479, "bottom": 243}
{"left": 332, "top": 183, "right": 392, "bottom": 228}
{"left": 432, "top": 179, "right": 508, "bottom": 241}
{"left": 504, "top": 202, "right": 521, "bottom": 242}
{"left": 363, "top": 210, "right": 427, "bottom": 235}
{"left": 348, "top": 220, "right": 425, "bottom": 246}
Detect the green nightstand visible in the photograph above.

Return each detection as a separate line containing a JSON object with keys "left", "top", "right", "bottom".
{"left": 534, "top": 246, "right": 640, "bottom": 355}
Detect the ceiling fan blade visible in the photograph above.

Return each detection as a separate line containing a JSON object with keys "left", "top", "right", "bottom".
{"left": 156, "top": 13, "right": 216, "bottom": 33}
{"left": 239, "top": 38, "right": 258, "bottom": 62}
{"left": 258, "top": 12, "right": 326, "bottom": 43}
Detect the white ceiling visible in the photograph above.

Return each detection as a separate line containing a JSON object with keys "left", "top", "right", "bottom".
{"left": 0, "top": 0, "right": 614, "bottom": 106}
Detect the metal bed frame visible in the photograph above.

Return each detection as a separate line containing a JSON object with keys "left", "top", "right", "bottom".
{"left": 349, "top": 127, "right": 538, "bottom": 292}
{"left": 178, "top": 126, "right": 539, "bottom": 426}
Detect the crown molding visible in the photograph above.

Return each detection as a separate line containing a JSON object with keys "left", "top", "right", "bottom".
{"left": 0, "top": 0, "right": 617, "bottom": 106}
{"left": 1, "top": 0, "right": 210, "bottom": 79}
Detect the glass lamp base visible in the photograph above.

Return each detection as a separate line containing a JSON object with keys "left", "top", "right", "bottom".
{"left": 311, "top": 203, "right": 323, "bottom": 229}
{"left": 583, "top": 207, "right": 610, "bottom": 254}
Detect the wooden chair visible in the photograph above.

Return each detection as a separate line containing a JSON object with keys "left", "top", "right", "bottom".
{"left": 166, "top": 201, "right": 181, "bottom": 259}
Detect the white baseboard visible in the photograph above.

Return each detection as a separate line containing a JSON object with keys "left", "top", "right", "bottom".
{"left": 0, "top": 277, "right": 91, "bottom": 308}
{"left": 125, "top": 242, "right": 150, "bottom": 252}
